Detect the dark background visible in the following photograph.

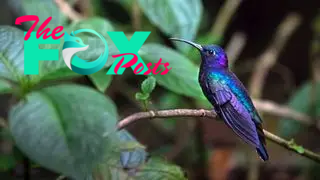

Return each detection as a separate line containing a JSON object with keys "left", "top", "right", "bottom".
{"left": 0, "top": 0, "right": 319, "bottom": 180}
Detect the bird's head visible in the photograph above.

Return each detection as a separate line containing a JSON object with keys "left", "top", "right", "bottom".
{"left": 170, "top": 38, "right": 228, "bottom": 69}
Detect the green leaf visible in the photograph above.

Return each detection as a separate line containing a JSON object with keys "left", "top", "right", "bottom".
{"left": 135, "top": 158, "right": 187, "bottom": 180}
{"left": 0, "top": 79, "right": 13, "bottom": 94}
{"left": 0, "top": 154, "right": 16, "bottom": 172}
{"left": 135, "top": 92, "right": 149, "bottom": 101}
{"left": 0, "top": 125, "right": 23, "bottom": 172}
{"left": 67, "top": 17, "right": 115, "bottom": 37}
{"left": 118, "top": 130, "right": 147, "bottom": 169}
{"left": 117, "top": 0, "right": 134, "bottom": 10}
{"left": 96, "top": 134, "right": 186, "bottom": 180}
{"left": 92, "top": 130, "right": 147, "bottom": 179}
{"left": 278, "top": 82, "right": 320, "bottom": 138}
{"left": 137, "top": 0, "right": 203, "bottom": 52}
{"left": 141, "top": 76, "right": 156, "bottom": 94}
{"left": 8, "top": 0, "right": 67, "bottom": 30}
{"left": 88, "top": 69, "right": 113, "bottom": 93}
{"left": 0, "top": 146, "right": 23, "bottom": 172}
{"left": 0, "top": 26, "right": 27, "bottom": 83}
{"left": 9, "top": 84, "right": 119, "bottom": 179}
{"left": 139, "top": 43, "right": 205, "bottom": 100}
{"left": 288, "top": 139, "right": 305, "bottom": 154}
{"left": 39, "top": 67, "right": 81, "bottom": 81}
{"left": 118, "top": 141, "right": 145, "bottom": 152}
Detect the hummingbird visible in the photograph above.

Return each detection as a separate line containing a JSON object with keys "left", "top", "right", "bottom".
{"left": 170, "top": 38, "right": 269, "bottom": 161}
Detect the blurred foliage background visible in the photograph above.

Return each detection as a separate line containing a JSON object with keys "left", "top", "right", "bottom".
{"left": 0, "top": 0, "right": 319, "bottom": 180}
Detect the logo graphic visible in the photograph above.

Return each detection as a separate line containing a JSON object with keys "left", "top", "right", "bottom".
{"left": 62, "top": 29, "right": 108, "bottom": 75}
{"left": 16, "top": 15, "right": 172, "bottom": 76}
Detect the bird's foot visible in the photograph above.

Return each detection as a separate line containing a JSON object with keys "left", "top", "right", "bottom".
{"left": 199, "top": 109, "right": 207, "bottom": 117}
{"left": 212, "top": 106, "right": 220, "bottom": 114}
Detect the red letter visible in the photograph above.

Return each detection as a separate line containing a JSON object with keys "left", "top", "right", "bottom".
{"left": 15, "top": 15, "right": 40, "bottom": 40}
{"left": 134, "top": 63, "right": 144, "bottom": 74}
{"left": 114, "top": 57, "right": 124, "bottom": 74}
{"left": 51, "top": 26, "right": 64, "bottom": 39}
{"left": 152, "top": 58, "right": 166, "bottom": 74}
{"left": 120, "top": 53, "right": 138, "bottom": 68}
{"left": 15, "top": 15, "right": 64, "bottom": 40}
{"left": 112, "top": 53, "right": 139, "bottom": 74}
{"left": 160, "top": 62, "right": 172, "bottom": 75}
{"left": 143, "top": 62, "right": 153, "bottom": 75}
{"left": 36, "top": 17, "right": 52, "bottom": 39}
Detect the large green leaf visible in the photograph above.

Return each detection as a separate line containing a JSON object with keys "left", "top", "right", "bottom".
{"left": 9, "top": 84, "right": 119, "bottom": 179}
{"left": 0, "top": 26, "right": 26, "bottom": 83}
{"left": 139, "top": 43, "right": 205, "bottom": 100}
{"left": 8, "top": 0, "right": 67, "bottom": 30}
{"left": 278, "top": 82, "right": 320, "bottom": 138}
{"left": 137, "top": 0, "right": 203, "bottom": 52}
{"left": 89, "top": 69, "right": 113, "bottom": 93}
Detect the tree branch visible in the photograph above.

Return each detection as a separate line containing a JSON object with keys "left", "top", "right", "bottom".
{"left": 117, "top": 109, "right": 320, "bottom": 163}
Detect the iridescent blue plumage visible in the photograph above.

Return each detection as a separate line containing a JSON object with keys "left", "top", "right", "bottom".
{"left": 170, "top": 38, "right": 269, "bottom": 161}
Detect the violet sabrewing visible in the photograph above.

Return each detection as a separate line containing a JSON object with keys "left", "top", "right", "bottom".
{"left": 170, "top": 38, "right": 269, "bottom": 161}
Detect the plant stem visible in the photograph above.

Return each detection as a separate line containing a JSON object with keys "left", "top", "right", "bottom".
{"left": 132, "top": 0, "right": 141, "bottom": 31}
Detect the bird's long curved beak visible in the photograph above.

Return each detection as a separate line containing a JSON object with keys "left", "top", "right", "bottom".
{"left": 169, "top": 38, "right": 203, "bottom": 51}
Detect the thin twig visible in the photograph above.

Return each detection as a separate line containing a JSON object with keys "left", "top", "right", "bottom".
{"left": 252, "top": 99, "right": 312, "bottom": 125}
{"left": 225, "top": 32, "right": 247, "bottom": 68}
{"left": 210, "top": 0, "right": 242, "bottom": 38}
{"left": 117, "top": 109, "right": 320, "bottom": 163}
{"left": 55, "top": 0, "right": 83, "bottom": 21}
{"left": 249, "top": 13, "right": 302, "bottom": 98}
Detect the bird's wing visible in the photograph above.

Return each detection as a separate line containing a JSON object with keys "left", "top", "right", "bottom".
{"left": 213, "top": 88, "right": 260, "bottom": 148}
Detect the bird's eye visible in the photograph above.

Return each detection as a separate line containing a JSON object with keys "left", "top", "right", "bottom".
{"left": 207, "top": 50, "right": 214, "bottom": 55}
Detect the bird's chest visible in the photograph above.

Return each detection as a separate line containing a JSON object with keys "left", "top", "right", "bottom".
{"left": 198, "top": 71, "right": 225, "bottom": 105}
{"left": 199, "top": 71, "right": 224, "bottom": 93}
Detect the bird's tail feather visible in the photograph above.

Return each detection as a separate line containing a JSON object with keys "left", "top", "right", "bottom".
{"left": 255, "top": 123, "right": 269, "bottom": 161}
{"left": 256, "top": 141, "right": 269, "bottom": 161}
